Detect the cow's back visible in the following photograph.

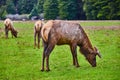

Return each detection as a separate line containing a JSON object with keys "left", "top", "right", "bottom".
{"left": 50, "top": 20, "right": 84, "bottom": 44}
{"left": 4, "top": 18, "right": 13, "bottom": 26}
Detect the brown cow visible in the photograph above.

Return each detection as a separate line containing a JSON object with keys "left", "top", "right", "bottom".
{"left": 4, "top": 18, "right": 18, "bottom": 38}
{"left": 34, "top": 20, "right": 44, "bottom": 49}
{"left": 41, "top": 20, "right": 101, "bottom": 71}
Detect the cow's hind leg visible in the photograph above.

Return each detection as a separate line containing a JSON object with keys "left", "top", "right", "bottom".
{"left": 34, "top": 32, "right": 37, "bottom": 48}
{"left": 45, "top": 43, "right": 55, "bottom": 71}
{"left": 38, "top": 32, "right": 40, "bottom": 49}
{"left": 41, "top": 41, "right": 48, "bottom": 71}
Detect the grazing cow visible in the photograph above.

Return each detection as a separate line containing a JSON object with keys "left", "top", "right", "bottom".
{"left": 4, "top": 18, "right": 18, "bottom": 38}
{"left": 41, "top": 20, "right": 101, "bottom": 71}
{"left": 34, "top": 20, "right": 44, "bottom": 48}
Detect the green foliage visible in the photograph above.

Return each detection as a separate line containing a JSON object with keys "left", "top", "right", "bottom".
{"left": 36, "top": 0, "right": 44, "bottom": 13}
{"left": 77, "top": 0, "right": 86, "bottom": 20}
{"left": 17, "top": 0, "right": 37, "bottom": 14}
{"left": 6, "top": 0, "right": 16, "bottom": 14}
{"left": 29, "top": 6, "right": 39, "bottom": 19}
{"left": 0, "top": 21, "right": 119, "bottom": 79}
{"left": 83, "top": 0, "right": 96, "bottom": 20}
{"left": 84, "top": 0, "right": 120, "bottom": 20}
{"left": 0, "top": 0, "right": 120, "bottom": 20}
{"left": 29, "top": 0, "right": 44, "bottom": 19}
{"left": 107, "top": 0, "right": 120, "bottom": 20}
{"left": 59, "top": 0, "right": 86, "bottom": 20}
{"left": 58, "top": 1, "right": 68, "bottom": 19}
{"left": 1, "top": 9, "right": 7, "bottom": 19}
{"left": 43, "top": 0, "right": 58, "bottom": 20}
{"left": 0, "top": 6, "right": 7, "bottom": 19}
{"left": 0, "top": 0, "right": 7, "bottom": 19}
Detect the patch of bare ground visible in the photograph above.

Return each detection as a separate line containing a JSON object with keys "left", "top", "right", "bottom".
{"left": 83, "top": 26, "right": 120, "bottom": 30}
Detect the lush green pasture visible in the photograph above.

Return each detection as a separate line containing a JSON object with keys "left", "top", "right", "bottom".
{"left": 0, "top": 21, "right": 120, "bottom": 80}
{"left": 80, "top": 20, "right": 120, "bottom": 27}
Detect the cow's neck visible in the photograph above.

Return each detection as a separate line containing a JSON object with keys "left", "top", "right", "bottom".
{"left": 79, "top": 36, "right": 94, "bottom": 57}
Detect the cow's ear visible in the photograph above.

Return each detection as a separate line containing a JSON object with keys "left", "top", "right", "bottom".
{"left": 94, "top": 47, "right": 101, "bottom": 58}
{"left": 88, "top": 48, "right": 94, "bottom": 54}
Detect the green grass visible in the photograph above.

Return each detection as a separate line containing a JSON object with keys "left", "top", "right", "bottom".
{"left": 0, "top": 21, "right": 120, "bottom": 80}
{"left": 80, "top": 20, "right": 120, "bottom": 27}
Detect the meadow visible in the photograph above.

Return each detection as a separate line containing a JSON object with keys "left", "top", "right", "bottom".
{"left": 0, "top": 20, "right": 120, "bottom": 80}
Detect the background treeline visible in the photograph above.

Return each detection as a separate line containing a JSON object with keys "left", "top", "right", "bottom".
{"left": 0, "top": 0, "right": 120, "bottom": 20}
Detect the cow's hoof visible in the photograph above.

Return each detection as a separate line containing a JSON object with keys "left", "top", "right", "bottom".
{"left": 76, "top": 65, "right": 80, "bottom": 67}
{"left": 41, "top": 69, "right": 44, "bottom": 72}
{"left": 46, "top": 69, "right": 50, "bottom": 72}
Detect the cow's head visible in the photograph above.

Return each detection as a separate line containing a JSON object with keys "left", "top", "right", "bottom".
{"left": 12, "top": 29, "right": 18, "bottom": 38}
{"left": 86, "top": 47, "right": 101, "bottom": 67}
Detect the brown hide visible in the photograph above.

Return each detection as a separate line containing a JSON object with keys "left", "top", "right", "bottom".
{"left": 34, "top": 20, "right": 43, "bottom": 32}
{"left": 41, "top": 20, "right": 101, "bottom": 71}
{"left": 4, "top": 18, "right": 13, "bottom": 30}
{"left": 42, "top": 20, "right": 90, "bottom": 45}
{"left": 41, "top": 20, "right": 53, "bottom": 42}
{"left": 34, "top": 20, "right": 44, "bottom": 48}
{"left": 4, "top": 18, "right": 18, "bottom": 38}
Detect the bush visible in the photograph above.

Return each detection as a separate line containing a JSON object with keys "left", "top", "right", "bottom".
{"left": 0, "top": 6, "right": 7, "bottom": 19}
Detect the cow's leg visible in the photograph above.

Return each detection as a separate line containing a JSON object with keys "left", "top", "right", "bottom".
{"left": 40, "top": 34, "right": 44, "bottom": 47}
{"left": 41, "top": 42, "right": 48, "bottom": 71}
{"left": 70, "top": 45, "right": 76, "bottom": 66}
{"left": 70, "top": 43, "right": 80, "bottom": 67}
{"left": 11, "top": 30, "right": 13, "bottom": 38}
{"left": 38, "top": 32, "right": 40, "bottom": 49}
{"left": 5, "top": 28, "right": 9, "bottom": 38}
{"left": 34, "top": 32, "right": 37, "bottom": 48}
{"left": 45, "top": 43, "right": 55, "bottom": 71}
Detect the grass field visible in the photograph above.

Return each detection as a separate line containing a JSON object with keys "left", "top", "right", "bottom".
{"left": 0, "top": 20, "right": 120, "bottom": 80}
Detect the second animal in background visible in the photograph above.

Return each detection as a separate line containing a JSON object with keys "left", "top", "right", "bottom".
{"left": 4, "top": 18, "right": 18, "bottom": 38}
{"left": 34, "top": 20, "right": 44, "bottom": 49}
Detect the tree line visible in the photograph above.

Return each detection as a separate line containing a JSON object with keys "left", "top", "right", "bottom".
{"left": 0, "top": 0, "right": 120, "bottom": 20}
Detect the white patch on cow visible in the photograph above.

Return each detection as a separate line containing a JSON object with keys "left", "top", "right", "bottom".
{"left": 34, "top": 20, "right": 42, "bottom": 32}
{"left": 60, "top": 22, "right": 83, "bottom": 41}
{"left": 4, "top": 18, "right": 14, "bottom": 29}
{"left": 41, "top": 20, "right": 53, "bottom": 42}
